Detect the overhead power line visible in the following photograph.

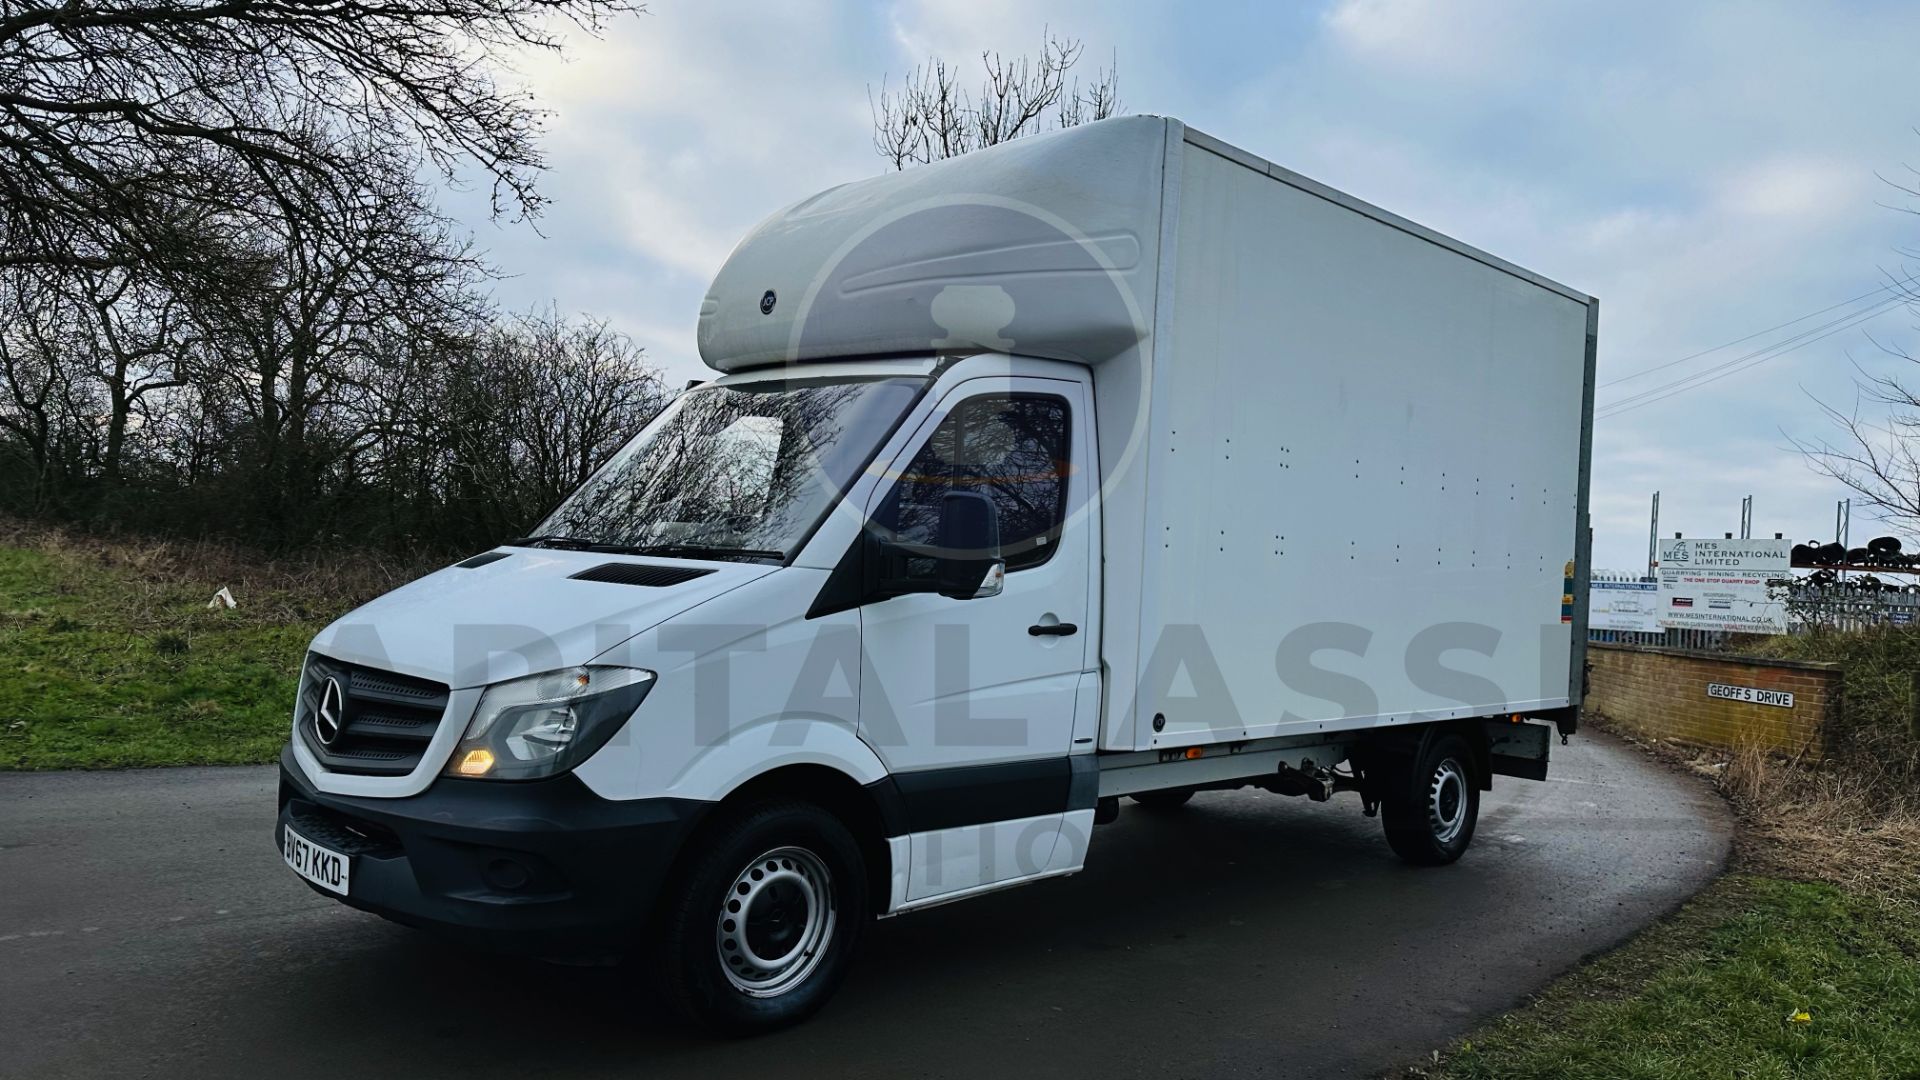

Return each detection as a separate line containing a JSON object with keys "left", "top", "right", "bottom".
{"left": 1596, "top": 296, "right": 1903, "bottom": 420}
{"left": 1599, "top": 274, "right": 1919, "bottom": 390}
{"left": 1599, "top": 294, "right": 1902, "bottom": 413}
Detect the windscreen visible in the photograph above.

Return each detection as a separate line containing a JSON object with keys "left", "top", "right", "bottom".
{"left": 529, "top": 376, "right": 924, "bottom": 561}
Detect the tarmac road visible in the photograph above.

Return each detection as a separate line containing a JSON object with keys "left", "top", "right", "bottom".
{"left": 0, "top": 729, "right": 1728, "bottom": 1079}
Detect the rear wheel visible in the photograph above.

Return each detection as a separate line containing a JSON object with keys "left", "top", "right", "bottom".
{"left": 1129, "top": 789, "right": 1195, "bottom": 811}
{"left": 659, "top": 800, "right": 868, "bottom": 1034}
{"left": 1380, "top": 733, "right": 1479, "bottom": 866}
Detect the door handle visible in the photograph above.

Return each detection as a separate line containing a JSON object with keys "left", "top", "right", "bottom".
{"left": 1028, "top": 622, "right": 1079, "bottom": 637}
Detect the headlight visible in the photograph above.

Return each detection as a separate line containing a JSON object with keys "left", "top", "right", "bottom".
{"left": 446, "top": 666, "right": 655, "bottom": 781}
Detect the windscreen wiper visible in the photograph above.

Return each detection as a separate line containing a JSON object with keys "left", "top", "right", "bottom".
{"left": 625, "top": 543, "right": 786, "bottom": 562}
{"left": 507, "top": 536, "right": 783, "bottom": 562}
{"left": 504, "top": 534, "right": 645, "bottom": 554}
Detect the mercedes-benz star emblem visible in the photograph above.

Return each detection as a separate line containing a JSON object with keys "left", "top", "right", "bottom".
{"left": 315, "top": 677, "right": 345, "bottom": 747}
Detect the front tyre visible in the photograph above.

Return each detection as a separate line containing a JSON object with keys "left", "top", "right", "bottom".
{"left": 660, "top": 800, "right": 868, "bottom": 1034}
{"left": 1380, "top": 733, "right": 1480, "bottom": 866}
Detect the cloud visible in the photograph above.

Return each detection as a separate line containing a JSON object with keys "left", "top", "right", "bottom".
{"left": 457, "top": 0, "right": 1920, "bottom": 563}
{"left": 884, "top": 0, "right": 1122, "bottom": 63}
{"left": 1264, "top": 1, "right": 1920, "bottom": 564}
{"left": 1717, "top": 157, "right": 1866, "bottom": 222}
{"left": 470, "top": 1, "right": 886, "bottom": 383}
{"left": 1319, "top": 0, "right": 1536, "bottom": 76}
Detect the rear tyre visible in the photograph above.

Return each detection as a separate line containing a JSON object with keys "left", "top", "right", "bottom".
{"left": 659, "top": 800, "right": 868, "bottom": 1034}
{"left": 1129, "top": 789, "right": 1195, "bottom": 811}
{"left": 1380, "top": 733, "right": 1479, "bottom": 866}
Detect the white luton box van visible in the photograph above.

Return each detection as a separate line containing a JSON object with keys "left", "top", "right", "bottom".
{"left": 276, "top": 115, "right": 1597, "bottom": 1031}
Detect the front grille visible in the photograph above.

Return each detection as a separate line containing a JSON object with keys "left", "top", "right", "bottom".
{"left": 297, "top": 654, "right": 450, "bottom": 777}
{"left": 284, "top": 799, "right": 402, "bottom": 857}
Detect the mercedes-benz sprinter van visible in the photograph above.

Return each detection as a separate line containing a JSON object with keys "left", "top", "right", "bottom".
{"left": 277, "top": 115, "right": 1595, "bottom": 1032}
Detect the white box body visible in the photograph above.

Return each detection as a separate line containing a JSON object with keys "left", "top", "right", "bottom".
{"left": 697, "top": 116, "right": 1596, "bottom": 753}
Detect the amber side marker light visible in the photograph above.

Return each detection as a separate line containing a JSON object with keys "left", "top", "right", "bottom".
{"left": 458, "top": 748, "right": 496, "bottom": 776}
{"left": 1184, "top": 747, "right": 1206, "bottom": 760}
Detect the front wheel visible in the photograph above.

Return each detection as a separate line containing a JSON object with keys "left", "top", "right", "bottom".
{"left": 658, "top": 800, "right": 868, "bottom": 1034}
{"left": 1379, "top": 733, "right": 1480, "bottom": 866}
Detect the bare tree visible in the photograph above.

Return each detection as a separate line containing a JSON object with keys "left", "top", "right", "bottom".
{"left": 0, "top": 0, "right": 671, "bottom": 552}
{"left": 1794, "top": 320, "right": 1920, "bottom": 535}
{"left": 0, "top": 275, "right": 96, "bottom": 505}
{"left": 1793, "top": 154, "right": 1920, "bottom": 538}
{"left": 52, "top": 269, "right": 199, "bottom": 483}
{"left": 0, "top": 0, "right": 643, "bottom": 282}
{"left": 870, "top": 31, "right": 1119, "bottom": 170}
{"left": 427, "top": 307, "right": 667, "bottom": 540}
{"left": 191, "top": 176, "right": 490, "bottom": 541}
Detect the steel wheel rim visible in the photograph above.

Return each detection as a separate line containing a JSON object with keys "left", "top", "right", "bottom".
{"left": 716, "top": 845, "right": 836, "bottom": 998}
{"left": 1427, "top": 758, "right": 1469, "bottom": 845}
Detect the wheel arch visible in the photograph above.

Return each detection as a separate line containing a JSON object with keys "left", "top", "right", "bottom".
{"left": 1356, "top": 719, "right": 1494, "bottom": 791}
{"left": 702, "top": 763, "right": 899, "bottom": 916}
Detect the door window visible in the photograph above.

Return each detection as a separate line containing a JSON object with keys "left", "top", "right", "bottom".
{"left": 874, "top": 393, "right": 1072, "bottom": 572}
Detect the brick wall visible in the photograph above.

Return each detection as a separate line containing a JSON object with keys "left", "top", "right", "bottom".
{"left": 1586, "top": 643, "right": 1838, "bottom": 755}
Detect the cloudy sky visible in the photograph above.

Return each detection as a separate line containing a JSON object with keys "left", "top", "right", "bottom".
{"left": 452, "top": 0, "right": 1920, "bottom": 571}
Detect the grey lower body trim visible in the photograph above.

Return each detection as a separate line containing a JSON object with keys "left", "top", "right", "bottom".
{"left": 874, "top": 754, "right": 1095, "bottom": 834}
{"left": 1096, "top": 737, "right": 1354, "bottom": 798}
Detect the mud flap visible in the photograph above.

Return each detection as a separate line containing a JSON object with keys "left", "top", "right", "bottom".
{"left": 1484, "top": 719, "right": 1552, "bottom": 781}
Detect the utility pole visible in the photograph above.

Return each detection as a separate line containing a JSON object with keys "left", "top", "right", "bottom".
{"left": 1645, "top": 491, "right": 1660, "bottom": 580}
{"left": 1837, "top": 498, "right": 1851, "bottom": 581}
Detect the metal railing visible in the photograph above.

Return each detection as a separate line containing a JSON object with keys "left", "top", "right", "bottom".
{"left": 1588, "top": 626, "right": 1739, "bottom": 650}
{"left": 1787, "top": 584, "right": 1920, "bottom": 632}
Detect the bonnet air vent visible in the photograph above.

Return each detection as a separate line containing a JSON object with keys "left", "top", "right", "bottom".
{"left": 569, "top": 562, "right": 716, "bottom": 588}
{"left": 454, "top": 551, "right": 511, "bottom": 569}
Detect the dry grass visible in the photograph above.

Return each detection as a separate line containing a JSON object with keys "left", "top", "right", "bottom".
{"left": 1592, "top": 718, "right": 1920, "bottom": 905}
{"left": 1747, "top": 628, "right": 1920, "bottom": 812}
{"left": 1585, "top": 622, "right": 1920, "bottom": 904}
{"left": 1714, "top": 740, "right": 1920, "bottom": 901}
{"left": 0, "top": 516, "right": 435, "bottom": 625}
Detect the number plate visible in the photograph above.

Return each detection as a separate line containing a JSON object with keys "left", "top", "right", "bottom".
{"left": 282, "top": 824, "right": 351, "bottom": 896}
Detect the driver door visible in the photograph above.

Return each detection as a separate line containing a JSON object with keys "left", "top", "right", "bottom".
{"left": 857, "top": 376, "right": 1093, "bottom": 904}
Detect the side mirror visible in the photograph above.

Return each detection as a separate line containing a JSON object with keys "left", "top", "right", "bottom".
{"left": 935, "top": 491, "right": 1004, "bottom": 599}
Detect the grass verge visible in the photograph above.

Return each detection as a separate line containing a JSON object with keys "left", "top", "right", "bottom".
{"left": 1429, "top": 874, "right": 1920, "bottom": 1079}
{"left": 0, "top": 524, "right": 424, "bottom": 768}
{"left": 1400, "top": 727, "right": 1920, "bottom": 1080}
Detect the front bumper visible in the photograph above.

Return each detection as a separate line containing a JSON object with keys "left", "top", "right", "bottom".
{"left": 276, "top": 746, "right": 707, "bottom": 962}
